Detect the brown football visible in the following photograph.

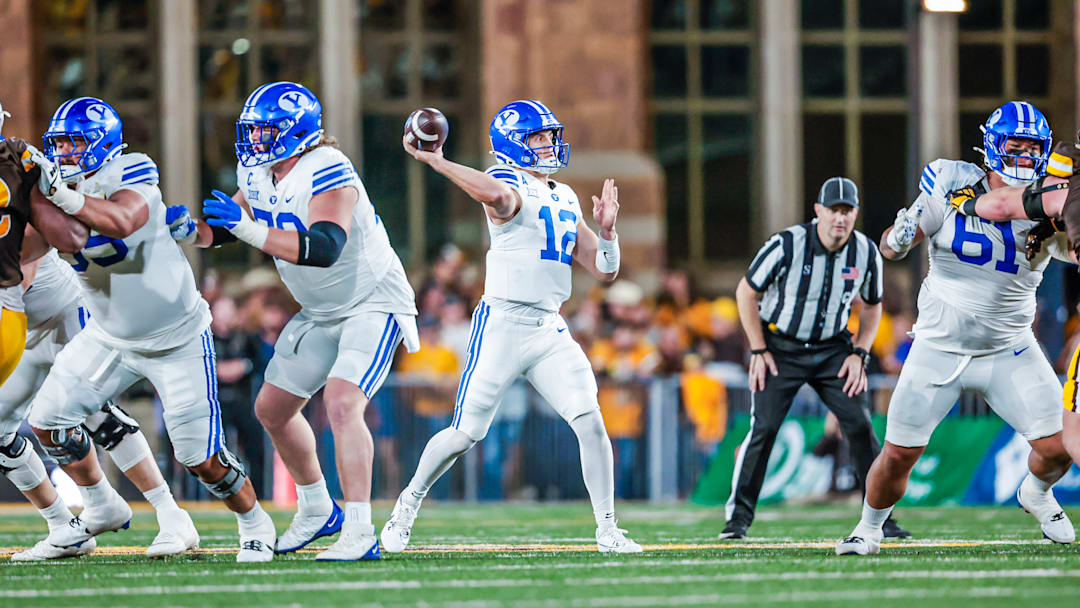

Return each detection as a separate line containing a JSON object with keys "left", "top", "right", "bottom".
{"left": 404, "top": 108, "right": 448, "bottom": 152}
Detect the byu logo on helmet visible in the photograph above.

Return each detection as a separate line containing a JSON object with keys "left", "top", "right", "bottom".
{"left": 489, "top": 100, "right": 569, "bottom": 175}
{"left": 43, "top": 97, "right": 125, "bottom": 182}
{"left": 978, "top": 101, "right": 1052, "bottom": 187}
{"left": 235, "top": 81, "right": 324, "bottom": 168}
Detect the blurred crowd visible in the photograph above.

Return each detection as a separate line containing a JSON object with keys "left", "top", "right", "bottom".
{"left": 191, "top": 245, "right": 1078, "bottom": 503}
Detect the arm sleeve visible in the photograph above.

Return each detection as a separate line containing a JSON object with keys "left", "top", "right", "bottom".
{"left": 860, "top": 239, "right": 884, "bottom": 305}
{"left": 745, "top": 232, "right": 786, "bottom": 291}
{"left": 296, "top": 220, "right": 347, "bottom": 267}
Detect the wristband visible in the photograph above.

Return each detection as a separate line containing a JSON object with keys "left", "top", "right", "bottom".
{"left": 750, "top": 348, "right": 768, "bottom": 355}
{"left": 50, "top": 185, "right": 86, "bottom": 215}
{"left": 595, "top": 232, "right": 620, "bottom": 273}
{"left": 231, "top": 216, "right": 269, "bottom": 249}
{"left": 852, "top": 346, "right": 871, "bottom": 368}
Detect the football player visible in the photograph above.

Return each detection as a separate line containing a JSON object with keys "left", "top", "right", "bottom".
{"left": 5, "top": 231, "right": 200, "bottom": 560}
{"left": 190, "top": 82, "right": 418, "bottom": 561}
{"left": 836, "top": 102, "right": 1076, "bottom": 556}
{"left": 381, "top": 100, "right": 642, "bottom": 554}
{"left": 24, "top": 97, "right": 276, "bottom": 562}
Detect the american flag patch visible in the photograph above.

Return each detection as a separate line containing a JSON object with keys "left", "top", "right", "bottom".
{"left": 841, "top": 267, "right": 860, "bottom": 280}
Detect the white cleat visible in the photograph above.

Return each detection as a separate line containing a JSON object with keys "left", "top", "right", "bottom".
{"left": 1017, "top": 476, "right": 1075, "bottom": 544}
{"left": 380, "top": 498, "right": 417, "bottom": 554}
{"left": 146, "top": 508, "right": 200, "bottom": 558}
{"left": 11, "top": 535, "right": 97, "bottom": 561}
{"left": 835, "top": 533, "right": 881, "bottom": 556}
{"left": 596, "top": 525, "right": 643, "bottom": 554}
{"left": 236, "top": 510, "right": 277, "bottom": 563}
{"left": 315, "top": 525, "right": 380, "bottom": 561}
{"left": 46, "top": 497, "right": 132, "bottom": 549}
{"left": 276, "top": 501, "right": 343, "bottom": 554}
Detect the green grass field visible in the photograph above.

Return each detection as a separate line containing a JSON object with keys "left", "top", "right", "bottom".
{"left": 1, "top": 502, "right": 1078, "bottom": 607}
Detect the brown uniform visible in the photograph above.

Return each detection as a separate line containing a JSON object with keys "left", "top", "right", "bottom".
{"left": 0, "top": 136, "right": 39, "bottom": 288}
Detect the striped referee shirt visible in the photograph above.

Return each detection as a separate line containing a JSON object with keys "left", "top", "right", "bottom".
{"left": 745, "top": 220, "right": 883, "bottom": 343}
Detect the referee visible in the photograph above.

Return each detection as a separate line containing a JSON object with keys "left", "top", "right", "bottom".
{"left": 719, "top": 177, "right": 909, "bottom": 540}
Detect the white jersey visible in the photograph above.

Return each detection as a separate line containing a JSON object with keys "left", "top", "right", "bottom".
{"left": 913, "top": 158, "right": 1071, "bottom": 355}
{"left": 23, "top": 250, "right": 81, "bottom": 328}
{"left": 482, "top": 164, "right": 584, "bottom": 312}
{"left": 237, "top": 146, "right": 416, "bottom": 320}
{"left": 62, "top": 152, "right": 210, "bottom": 351}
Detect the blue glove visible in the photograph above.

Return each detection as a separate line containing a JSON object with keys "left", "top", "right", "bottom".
{"left": 165, "top": 204, "right": 197, "bottom": 244}
{"left": 201, "top": 188, "right": 269, "bottom": 247}
{"left": 202, "top": 189, "right": 242, "bottom": 229}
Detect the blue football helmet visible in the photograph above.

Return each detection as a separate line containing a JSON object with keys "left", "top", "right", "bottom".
{"left": 43, "top": 97, "right": 125, "bottom": 182}
{"left": 489, "top": 100, "right": 569, "bottom": 174}
{"left": 979, "top": 101, "right": 1052, "bottom": 186}
{"left": 235, "top": 81, "right": 323, "bottom": 167}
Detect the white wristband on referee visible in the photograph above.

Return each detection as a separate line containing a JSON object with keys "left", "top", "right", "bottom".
{"left": 50, "top": 184, "right": 85, "bottom": 215}
{"left": 595, "top": 232, "right": 620, "bottom": 273}
{"left": 231, "top": 213, "right": 270, "bottom": 249}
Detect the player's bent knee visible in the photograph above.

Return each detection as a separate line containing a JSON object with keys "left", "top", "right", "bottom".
{"left": 189, "top": 448, "right": 247, "bottom": 499}
{"left": 0, "top": 434, "right": 48, "bottom": 490}
{"left": 880, "top": 442, "right": 923, "bottom": 469}
{"left": 37, "top": 426, "right": 92, "bottom": 465}
{"left": 83, "top": 403, "right": 141, "bottom": 450}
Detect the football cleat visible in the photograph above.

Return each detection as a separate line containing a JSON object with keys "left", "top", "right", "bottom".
{"left": 11, "top": 535, "right": 97, "bottom": 561}
{"left": 146, "top": 508, "right": 200, "bottom": 558}
{"left": 315, "top": 525, "right": 380, "bottom": 561}
{"left": 236, "top": 510, "right": 277, "bottom": 563}
{"left": 835, "top": 534, "right": 881, "bottom": 556}
{"left": 45, "top": 497, "right": 132, "bottom": 549}
{"left": 596, "top": 525, "right": 643, "bottom": 554}
{"left": 380, "top": 498, "right": 418, "bottom": 554}
{"left": 276, "top": 501, "right": 343, "bottom": 554}
{"left": 882, "top": 518, "right": 912, "bottom": 539}
{"left": 1017, "top": 476, "right": 1075, "bottom": 544}
{"left": 717, "top": 520, "right": 748, "bottom": 540}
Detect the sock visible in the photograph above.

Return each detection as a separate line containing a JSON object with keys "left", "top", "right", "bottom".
{"left": 142, "top": 483, "right": 180, "bottom": 513}
{"left": 344, "top": 502, "right": 373, "bottom": 535}
{"left": 39, "top": 496, "right": 74, "bottom": 530}
{"left": 236, "top": 502, "right": 266, "bottom": 529}
{"left": 569, "top": 411, "right": 615, "bottom": 527}
{"left": 402, "top": 428, "right": 476, "bottom": 509}
{"left": 296, "top": 479, "right": 333, "bottom": 516}
{"left": 78, "top": 478, "right": 118, "bottom": 509}
{"left": 1023, "top": 472, "right": 1054, "bottom": 495}
{"left": 855, "top": 499, "right": 893, "bottom": 535}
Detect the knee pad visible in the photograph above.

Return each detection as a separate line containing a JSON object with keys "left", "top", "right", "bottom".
{"left": 198, "top": 448, "right": 247, "bottom": 499}
{"left": 42, "top": 427, "right": 92, "bottom": 465}
{"left": 83, "top": 402, "right": 141, "bottom": 451}
{"left": 0, "top": 433, "right": 33, "bottom": 473}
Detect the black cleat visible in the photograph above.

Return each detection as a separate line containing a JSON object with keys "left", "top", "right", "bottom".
{"left": 718, "top": 520, "right": 749, "bottom": 540}
{"left": 882, "top": 517, "right": 911, "bottom": 539}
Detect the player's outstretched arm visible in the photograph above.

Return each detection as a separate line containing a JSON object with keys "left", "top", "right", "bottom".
{"left": 948, "top": 176, "right": 1069, "bottom": 222}
{"left": 28, "top": 188, "right": 88, "bottom": 253}
{"left": 401, "top": 136, "right": 520, "bottom": 220}
{"left": 572, "top": 178, "right": 620, "bottom": 282}
{"left": 200, "top": 187, "right": 356, "bottom": 267}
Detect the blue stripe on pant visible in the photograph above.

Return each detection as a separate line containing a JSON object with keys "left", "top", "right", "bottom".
{"left": 452, "top": 302, "right": 490, "bottom": 429}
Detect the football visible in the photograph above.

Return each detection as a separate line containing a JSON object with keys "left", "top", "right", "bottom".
{"left": 404, "top": 107, "right": 449, "bottom": 152}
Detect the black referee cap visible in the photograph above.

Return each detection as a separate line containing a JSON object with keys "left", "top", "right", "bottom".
{"left": 817, "top": 176, "right": 859, "bottom": 208}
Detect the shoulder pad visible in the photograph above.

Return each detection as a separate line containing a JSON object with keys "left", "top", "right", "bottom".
{"left": 485, "top": 163, "right": 523, "bottom": 188}
{"left": 920, "top": 158, "right": 984, "bottom": 200}
{"left": 114, "top": 153, "right": 159, "bottom": 188}
{"left": 302, "top": 147, "right": 358, "bottom": 196}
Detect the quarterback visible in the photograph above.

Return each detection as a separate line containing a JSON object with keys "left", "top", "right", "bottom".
{"left": 382, "top": 100, "right": 642, "bottom": 554}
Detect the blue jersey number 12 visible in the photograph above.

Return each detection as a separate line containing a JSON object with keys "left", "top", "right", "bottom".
{"left": 539, "top": 206, "right": 577, "bottom": 265}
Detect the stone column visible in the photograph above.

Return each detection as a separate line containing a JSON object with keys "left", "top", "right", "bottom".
{"left": 0, "top": 0, "right": 34, "bottom": 138}
{"left": 319, "top": 0, "right": 360, "bottom": 164}
{"left": 916, "top": 11, "right": 959, "bottom": 165}
{"left": 759, "top": 0, "right": 802, "bottom": 235}
{"left": 480, "top": 0, "right": 665, "bottom": 290}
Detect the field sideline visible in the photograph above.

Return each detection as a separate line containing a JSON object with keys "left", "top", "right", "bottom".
{"left": 1, "top": 502, "right": 1078, "bottom": 607}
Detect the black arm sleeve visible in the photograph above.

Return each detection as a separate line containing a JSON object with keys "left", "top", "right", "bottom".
{"left": 210, "top": 225, "right": 238, "bottom": 246}
{"left": 296, "top": 221, "right": 347, "bottom": 267}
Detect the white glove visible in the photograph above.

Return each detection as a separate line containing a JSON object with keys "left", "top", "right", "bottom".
{"left": 23, "top": 144, "right": 84, "bottom": 215}
{"left": 885, "top": 202, "right": 923, "bottom": 255}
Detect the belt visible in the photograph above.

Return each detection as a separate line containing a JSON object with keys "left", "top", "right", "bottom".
{"left": 483, "top": 298, "right": 558, "bottom": 327}
{"left": 763, "top": 321, "right": 844, "bottom": 350}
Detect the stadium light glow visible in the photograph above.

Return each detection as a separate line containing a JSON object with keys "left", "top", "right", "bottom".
{"left": 923, "top": 0, "right": 967, "bottom": 12}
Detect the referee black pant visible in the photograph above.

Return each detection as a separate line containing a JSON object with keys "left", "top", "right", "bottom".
{"left": 725, "top": 329, "right": 880, "bottom": 526}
